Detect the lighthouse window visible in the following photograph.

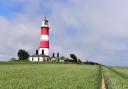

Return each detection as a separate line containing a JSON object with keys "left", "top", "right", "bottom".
{"left": 42, "top": 50, "right": 44, "bottom": 55}
{"left": 44, "top": 21, "right": 48, "bottom": 25}
{"left": 44, "top": 21, "right": 46, "bottom": 25}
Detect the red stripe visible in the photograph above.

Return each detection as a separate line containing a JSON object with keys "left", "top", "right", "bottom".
{"left": 40, "top": 41, "right": 49, "bottom": 48}
{"left": 41, "top": 27, "right": 49, "bottom": 35}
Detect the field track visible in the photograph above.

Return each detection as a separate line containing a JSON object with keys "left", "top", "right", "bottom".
{"left": 100, "top": 65, "right": 106, "bottom": 89}
{"left": 102, "top": 65, "right": 128, "bottom": 89}
{"left": 101, "top": 73, "right": 106, "bottom": 89}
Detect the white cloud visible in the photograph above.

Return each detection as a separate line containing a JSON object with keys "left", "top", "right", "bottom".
{"left": 0, "top": 0, "right": 128, "bottom": 66}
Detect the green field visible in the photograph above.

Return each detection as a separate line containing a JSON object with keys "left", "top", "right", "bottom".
{"left": 0, "top": 63, "right": 128, "bottom": 89}
{"left": 0, "top": 63, "right": 101, "bottom": 89}
{"left": 102, "top": 66, "right": 128, "bottom": 89}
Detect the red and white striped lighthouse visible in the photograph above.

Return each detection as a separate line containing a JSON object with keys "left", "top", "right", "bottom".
{"left": 38, "top": 16, "right": 49, "bottom": 55}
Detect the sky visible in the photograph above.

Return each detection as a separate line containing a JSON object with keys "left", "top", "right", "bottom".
{"left": 0, "top": 0, "right": 128, "bottom": 66}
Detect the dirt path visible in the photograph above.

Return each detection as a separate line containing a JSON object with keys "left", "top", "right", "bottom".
{"left": 101, "top": 73, "right": 106, "bottom": 89}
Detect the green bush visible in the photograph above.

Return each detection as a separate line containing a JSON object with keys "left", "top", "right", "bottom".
{"left": 9, "top": 57, "right": 17, "bottom": 62}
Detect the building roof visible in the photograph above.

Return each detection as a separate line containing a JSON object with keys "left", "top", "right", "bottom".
{"left": 30, "top": 54, "right": 49, "bottom": 57}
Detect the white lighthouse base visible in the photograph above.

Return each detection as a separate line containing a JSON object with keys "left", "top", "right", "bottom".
{"left": 38, "top": 48, "right": 49, "bottom": 55}
{"left": 29, "top": 48, "right": 49, "bottom": 62}
{"left": 29, "top": 56, "right": 49, "bottom": 62}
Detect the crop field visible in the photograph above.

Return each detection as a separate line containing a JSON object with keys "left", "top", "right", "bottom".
{"left": 0, "top": 63, "right": 128, "bottom": 89}
{"left": 102, "top": 66, "right": 128, "bottom": 89}
{"left": 112, "top": 67, "right": 128, "bottom": 75}
{"left": 0, "top": 63, "right": 101, "bottom": 89}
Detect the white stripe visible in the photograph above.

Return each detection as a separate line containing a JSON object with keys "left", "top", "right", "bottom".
{"left": 40, "top": 35, "right": 49, "bottom": 41}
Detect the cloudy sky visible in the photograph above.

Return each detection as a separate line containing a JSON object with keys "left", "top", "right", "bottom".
{"left": 0, "top": 0, "right": 128, "bottom": 66}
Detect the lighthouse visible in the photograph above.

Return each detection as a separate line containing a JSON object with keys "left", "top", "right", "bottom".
{"left": 38, "top": 16, "right": 49, "bottom": 56}
{"left": 29, "top": 16, "right": 64, "bottom": 62}
{"left": 29, "top": 16, "right": 50, "bottom": 61}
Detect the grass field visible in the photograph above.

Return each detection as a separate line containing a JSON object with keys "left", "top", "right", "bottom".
{"left": 113, "top": 67, "right": 128, "bottom": 75}
{"left": 0, "top": 63, "right": 101, "bottom": 89}
{"left": 0, "top": 63, "right": 128, "bottom": 89}
{"left": 102, "top": 66, "right": 128, "bottom": 89}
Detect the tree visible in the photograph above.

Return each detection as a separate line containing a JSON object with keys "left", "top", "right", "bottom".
{"left": 70, "top": 54, "right": 77, "bottom": 62}
{"left": 64, "top": 58, "right": 74, "bottom": 62}
{"left": 18, "top": 49, "right": 29, "bottom": 60}
{"left": 77, "top": 59, "right": 82, "bottom": 64}
{"left": 60, "top": 56, "right": 65, "bottom": 60}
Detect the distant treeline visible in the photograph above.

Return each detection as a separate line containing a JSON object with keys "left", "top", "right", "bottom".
{"left": 82, "top": 61, "right": 101, "bottom": 65}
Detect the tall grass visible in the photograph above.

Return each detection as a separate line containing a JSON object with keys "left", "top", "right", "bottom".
{"left": 102, "top": 66, "right": 128, "bottom": 89}
{"left": 0, "top": 64, "right": 100, "bottom": 89}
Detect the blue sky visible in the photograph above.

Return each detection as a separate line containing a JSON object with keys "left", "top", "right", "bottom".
{"left": 0, "top": 0, "right": 128, "bottom": 66}
{"left": 0, "top": 0, "right": 23, "bottom": 18}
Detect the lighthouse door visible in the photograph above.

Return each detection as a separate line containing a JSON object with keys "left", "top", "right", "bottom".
{"left": 42, "top": 50, "right": 44, "bottom": 55}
